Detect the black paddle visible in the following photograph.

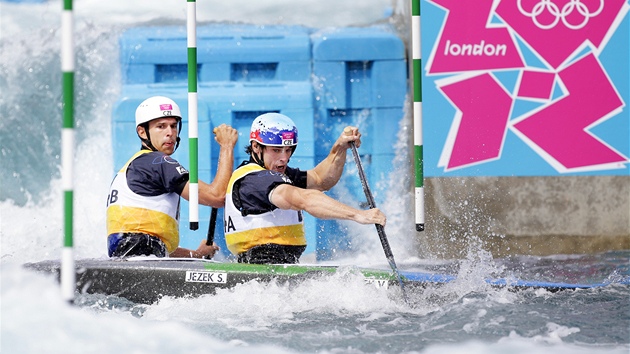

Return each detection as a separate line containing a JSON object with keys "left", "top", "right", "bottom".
{"left": 203, "top": 207, "right": 218, "bottom": 259}
{"left": 349, "top": 140, "right": 407, "bottom": 300}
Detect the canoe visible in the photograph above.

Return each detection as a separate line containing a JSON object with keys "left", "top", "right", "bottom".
{"left": 25, "top": 258, "right": 398, "bottom": 304}
{"left": 24, "top": 257, "right": 627, "bottom": 304}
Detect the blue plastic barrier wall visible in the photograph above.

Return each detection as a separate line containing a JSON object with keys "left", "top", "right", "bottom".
{"left": 310, "top": 27, "right": 407, "bottom": 259}
{"left": 112, "top": 24, "right": 406, "bottom": 260}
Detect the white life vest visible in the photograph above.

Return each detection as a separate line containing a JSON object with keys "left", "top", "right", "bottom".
{"left": 106, "top": 150, "right": 181, "bottom": 253}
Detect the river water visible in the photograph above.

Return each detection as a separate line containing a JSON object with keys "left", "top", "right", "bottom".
{"left": 1, "top": 1, "right": 629, "bottom": 353}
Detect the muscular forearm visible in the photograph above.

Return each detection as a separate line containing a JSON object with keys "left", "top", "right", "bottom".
{"left": 170, "top": 247, "right": 204, "bottom": 258}
{"left": 305, "top": 191, "right": 385, "bottom": 226}
{"left": 303, "top": 189, "right": 358, "bottom": 220}
{"left": 271, "top": 184, "right": 385, "bottom": 226}
{"left": 170, "top": 239, "right": 219, "bottom": 258}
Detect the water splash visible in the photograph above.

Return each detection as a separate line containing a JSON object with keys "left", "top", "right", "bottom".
{"left": 1, "top": 20, "right": 121, "bottom": 206}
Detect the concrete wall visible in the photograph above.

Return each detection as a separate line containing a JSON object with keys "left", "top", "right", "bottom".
{"left": 416, "top": 176, "right": 630, "bottom": 259}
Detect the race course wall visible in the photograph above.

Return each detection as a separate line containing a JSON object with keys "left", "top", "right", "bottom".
{"left": 418, "top": 176, "right": 630, "bottom": 259}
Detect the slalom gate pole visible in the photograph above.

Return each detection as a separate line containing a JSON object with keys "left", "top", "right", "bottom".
{"left": 61, "top": 0, "right": 76, "bottom": 304}
{"left": 412, "top": 0, "right": 425, "bottom": 232}
{"left": 349, "top": 140, "right": 408, "bottom": 302}
{"left": 187, "top": 0, "right": 199, "bottom": 230}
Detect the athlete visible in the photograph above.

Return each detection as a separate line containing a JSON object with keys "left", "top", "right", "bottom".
{"left": 106, "top": 96, "right": 238, "bottom": 259}
{"left": 224, "top": 112, "right": 386, "bottom": 264}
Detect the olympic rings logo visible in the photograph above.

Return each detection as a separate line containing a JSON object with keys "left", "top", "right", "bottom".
{"left": 517, "top": 0, "right": 604, "bottom": 30}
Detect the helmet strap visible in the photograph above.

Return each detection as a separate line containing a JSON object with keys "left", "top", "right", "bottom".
{"left": 250, "top": 143, "right": 266, "bottom": 168}
{"left": 139, "top": 123, "right": 158, "bottom": 151}
{"left": 173, "top": 120, "right": 182, "bottom": 152}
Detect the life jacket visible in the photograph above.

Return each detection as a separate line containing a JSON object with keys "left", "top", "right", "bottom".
{"left": 106, "top": 150, "right": 181, "bottom": 253}
{"left": 224, "top": 163, "right": 306, "bottom": 255}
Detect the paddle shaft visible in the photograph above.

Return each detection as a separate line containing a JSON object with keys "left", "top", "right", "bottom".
{"left": 349, "top": 141, "right": 406, "bottom": 296}
{"left": 206, "top": 207, "right": 217, "bottom": 246}
{"left": 201, "top": 207, "right": 218, "bottom": 260}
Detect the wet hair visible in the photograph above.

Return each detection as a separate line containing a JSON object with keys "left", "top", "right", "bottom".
{"left": 244, "top": 143, "right": 258, "bottom": 156}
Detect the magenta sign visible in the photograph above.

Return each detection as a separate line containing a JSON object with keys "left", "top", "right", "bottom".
{"left": 423, "top": 0, "right": 629, "bottom": 176}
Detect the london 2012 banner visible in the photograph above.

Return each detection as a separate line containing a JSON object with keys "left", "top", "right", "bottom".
{"left": 422, "top": 0, "right": 629, "bottom": 176}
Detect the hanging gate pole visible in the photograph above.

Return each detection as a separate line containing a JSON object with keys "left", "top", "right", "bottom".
{"left": 412, "top": 0, "right": 425, "bottom": 232}
{"left": 187, "top": 0, "right": 199, "bottom": 230}
{"left": 61, "top": 0, "right": 76, "bottom": 303}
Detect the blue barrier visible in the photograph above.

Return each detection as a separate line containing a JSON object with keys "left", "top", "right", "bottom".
{"left": 120, "top": 25, "right": 311, "bottom": 85}
{"left": 112, "top": 24, "right": 407, "bottom": 260}
{"left": 311, "top": 26, "right": 407, "bottom": 260}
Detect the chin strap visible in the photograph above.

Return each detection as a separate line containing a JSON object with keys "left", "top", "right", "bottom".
{"left": 251, "top": 150, "right": 265, "bottom": 168}
{"left": 141, "top": 136, "right": 157, "bottom": 152}
{"left": 140, "top": 124, "right": 158, "bottom": 151}
{"left": 174, "top": 120, "right": 182, "bottom": 151}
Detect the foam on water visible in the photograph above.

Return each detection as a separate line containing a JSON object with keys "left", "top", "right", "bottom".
{"left": 2, "top": 263, "right": 294, "bottom": 354}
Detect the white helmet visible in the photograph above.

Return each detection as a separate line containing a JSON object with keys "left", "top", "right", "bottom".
{"left": 135, "top": 96, "right": 182, "bottom": 127}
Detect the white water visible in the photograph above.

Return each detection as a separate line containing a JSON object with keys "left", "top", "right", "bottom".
{"left": 1, "top": 1, "right": 628, "bottom": 353}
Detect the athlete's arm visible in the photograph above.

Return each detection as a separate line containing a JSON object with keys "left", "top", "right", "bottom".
{"left": 270, "top": 184, "right": 385, "bottom": 226}
{"left": 170, "top": 240, "right": 220, "bottom": 258}
{"left": 181, "top": 124, "right": 238, "bottom": 207}
{"left": 307, "top": 126, "right": 360, "bottom": 191}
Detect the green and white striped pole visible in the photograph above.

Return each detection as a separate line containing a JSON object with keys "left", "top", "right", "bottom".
{"left": 61, "top": 0, "right": 76, "bottom": 303}
{"left": 187, "top": 0, "right": 199, "bottom": 230}
{"left": 412, "top": 0, "right": 425, "bottom": 232}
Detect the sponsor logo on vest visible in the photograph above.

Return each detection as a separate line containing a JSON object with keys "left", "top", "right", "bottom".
{"left": 176, "top": 166, "right": 187, "bottom": 175}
